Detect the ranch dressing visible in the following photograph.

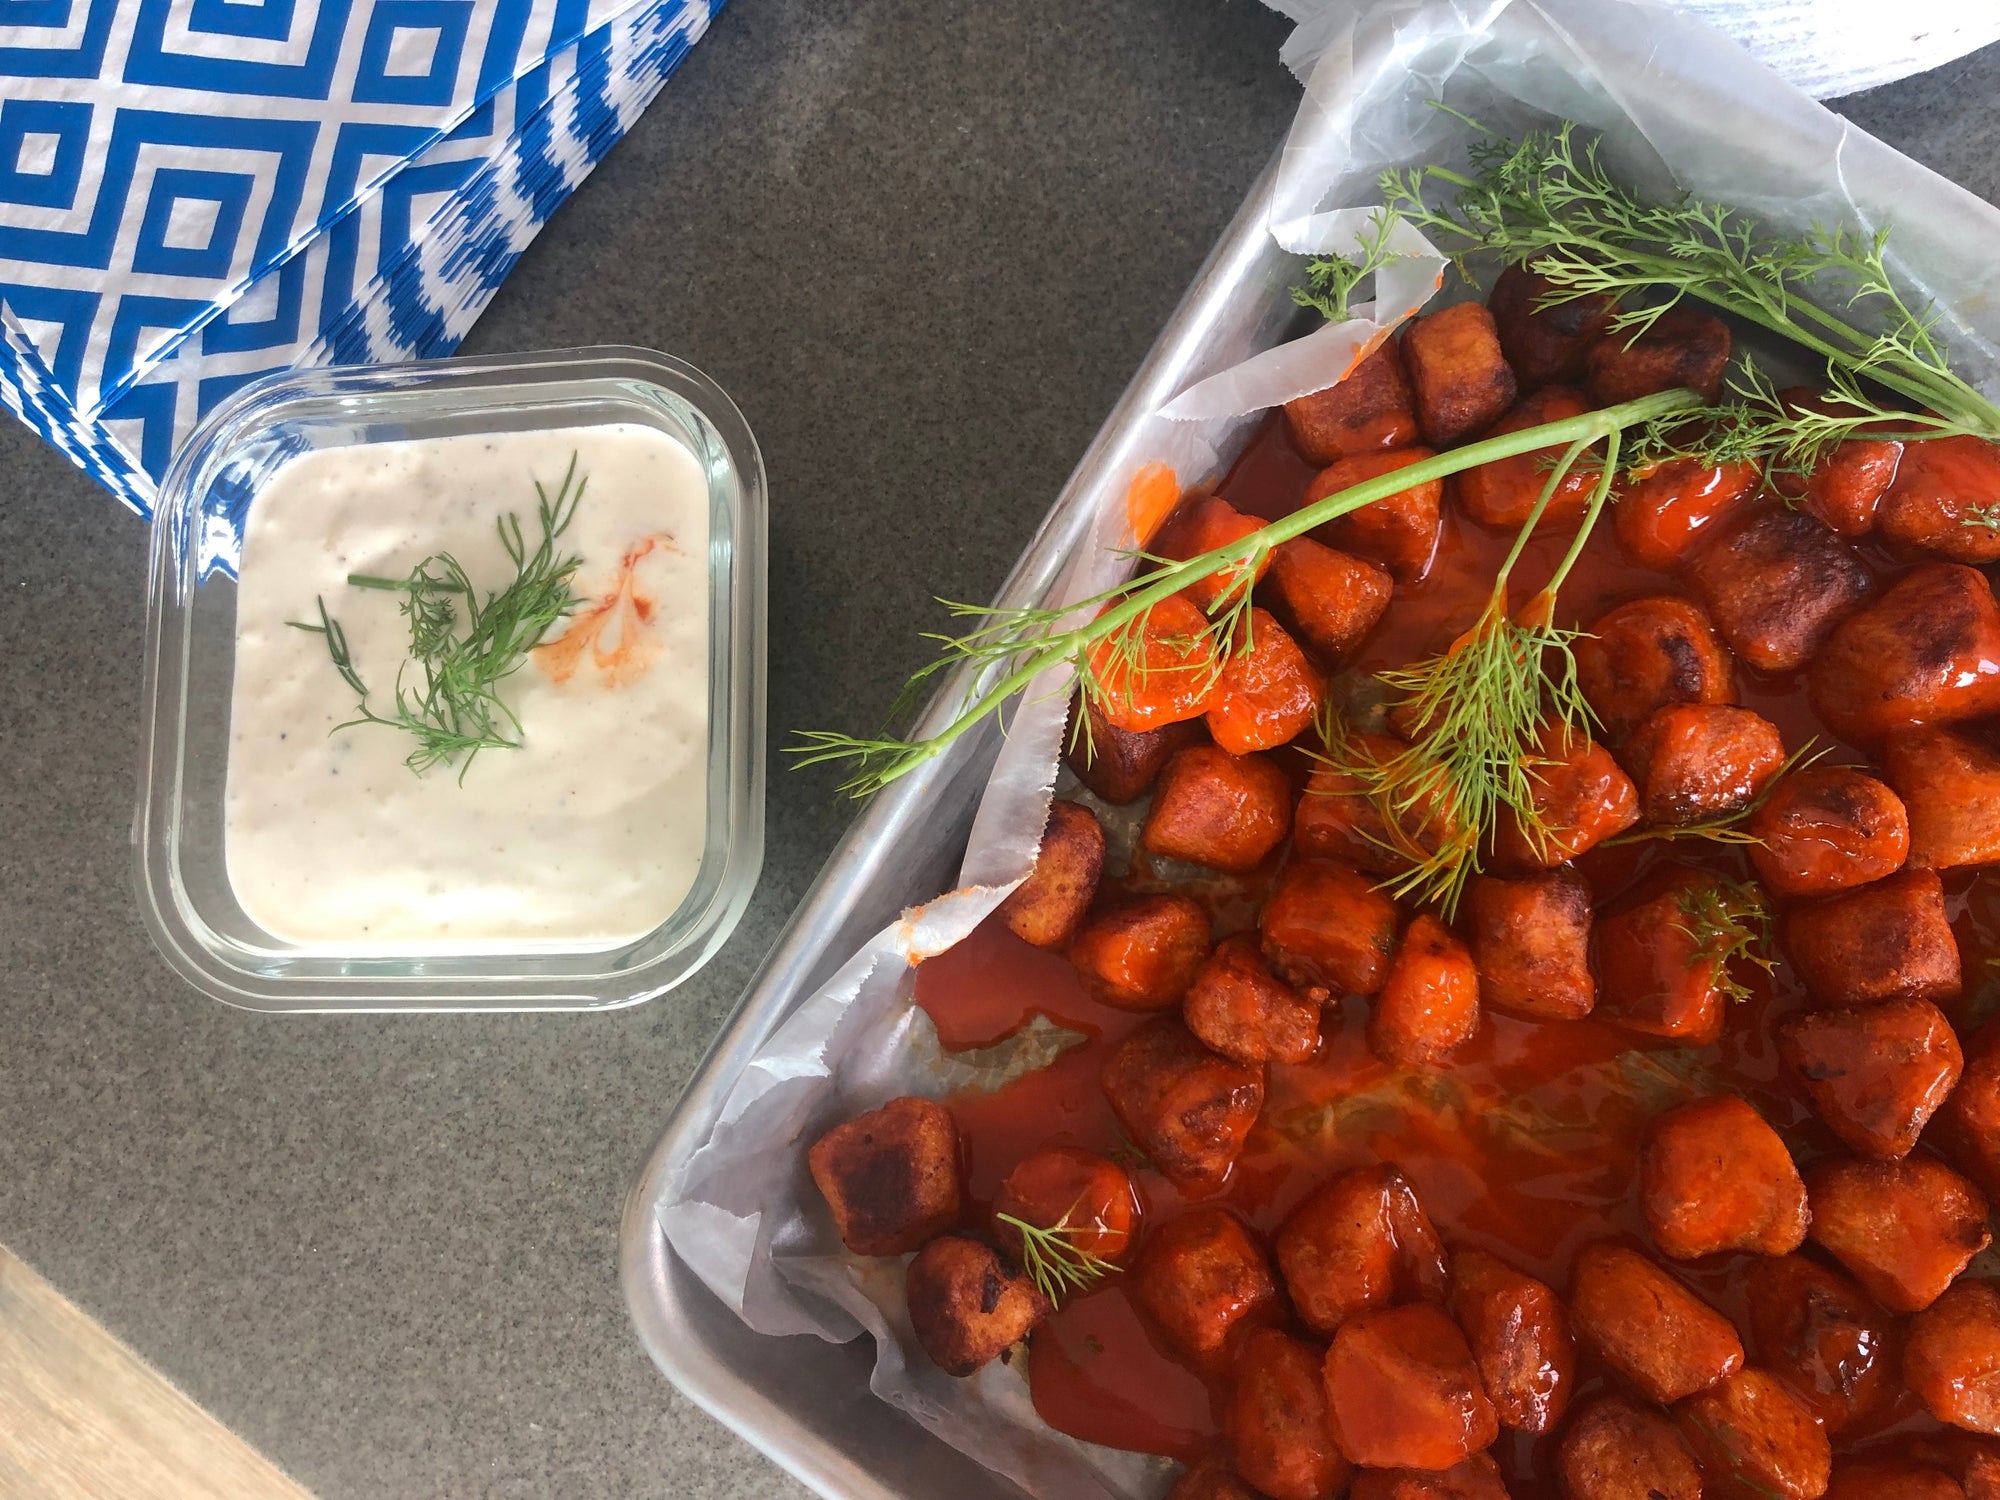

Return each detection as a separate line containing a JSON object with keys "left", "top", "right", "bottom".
{"left": 223, "top": 423, "right": 709, "bottom": 951}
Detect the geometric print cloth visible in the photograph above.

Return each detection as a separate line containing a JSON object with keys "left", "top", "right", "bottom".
{"left": 0, "top": 0, "right": 723, "bottom": 515}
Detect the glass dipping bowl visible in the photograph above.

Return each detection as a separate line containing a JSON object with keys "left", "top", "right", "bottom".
{"left": 135, "top": 347, "right": 767, "bottom": 1013}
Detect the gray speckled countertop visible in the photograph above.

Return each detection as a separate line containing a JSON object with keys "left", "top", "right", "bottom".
{"left": 3, "top": 5, "right": 1999, "bottom": 1496}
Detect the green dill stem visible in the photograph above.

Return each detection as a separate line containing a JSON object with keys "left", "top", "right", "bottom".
{"left": 807, "top": 388, "right": 1700, "bottom": 792}
{"left": 1601, "top": 741, "right": 1826, "bottom": 849}
{"left": 1543, "top": 428, "right": 1623, "bottom": 600}
{"left": 1494, "top": 435, "right": 1593, "bottom": 591}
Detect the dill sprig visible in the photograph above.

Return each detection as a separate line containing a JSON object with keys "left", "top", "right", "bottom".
{"left": 1325, "top": 427, "right": 1620, "bottom": 914}
{"left": 1602, "top": 742, "right": 1827, "bottom": 849}
{"left": 1381, "top": 116, "right": 2000, "bottom": 462}
{"left": 1624, "top": 357, "right": 1985, "bottom": 481}
{"left": 997, "top": 1205, "right": 1122, "bottom": 1307}
{"left": 1672, "top": 876, "right": 1777, "bottom": 1004}
{"left": 1292, "top": 212, "right": 1403, "bottom": 323}
{"left": 291, "top": 454, "right": 587, "bottom": 780}
{"left": 789, "top": 391, "right": 1700, "bottom": 797}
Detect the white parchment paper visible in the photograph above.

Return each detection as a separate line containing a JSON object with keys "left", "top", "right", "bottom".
{"left": 658, "top": 3, "right": 2000, "bottom": 1496}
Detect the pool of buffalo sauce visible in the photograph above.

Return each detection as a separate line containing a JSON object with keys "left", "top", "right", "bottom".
{"left": 911, "top": 411, "right": 2000, "bottom": 1487}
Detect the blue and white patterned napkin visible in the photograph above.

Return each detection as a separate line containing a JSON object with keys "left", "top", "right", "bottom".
{"left": 0, "top": 0, "right": 722, "bottom": 514}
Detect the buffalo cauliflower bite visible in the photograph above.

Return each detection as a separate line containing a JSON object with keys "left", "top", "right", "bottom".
{"left": 1619, "top": 702, "right": 1785, "bottom": 827}
{"left": 1879, "top": 435, "right": 2000, "bottom": 563}
{"left": 990, "top": 1146, "right": 1138, "bottom": 1264}
{"left": 1069, "top": 894, "right": 1212, "bottom": 1010}
{"left": 996, "top": 800, "right": 1104, "bottom": 949}
{"left": 1555, "top": 1395, "right": 1703, "bottom": 1500}
{"left": 1308, "top": 447, "right": 1446, "bottom": 582}
{"left": 1638, "top": 1095, "right": 1809, "bottom": 1259}
{"left": 1784, "top": 866, "right": 1960, "bottom": 1009}
{"left": 1207, "top": 611, "right": 1325, "bottom": 756}
{"left": 1064, "top": 691, "right": 1200, "bottom": 804}
{"left": 1131, "top": 1206, "right": 1279, "bottom": 1369}
{"left": 1683, "top": 502, "right": 1870, "bottom": 671}
{"left": 1402, "top": 300, "right": 1517, "bottom": 446}
{"left": 1774, "top": 385, "right": 1900, "bottom": 537}
{"left": 1809, "top": 563, "right": 2000, "bottom": 744}
{"left": 1492, "top": 727, "right": 1639, "bottom": 868}
{"left": 1150, "top": 495, "right": 1271, "bottom": 610}
{"left": 808, "top": 1096, "right": 963, "bottom": 1256}
{"left": 1275, "top": 1163, "right": 1447, "bottom": 1337}
{"left": 904, "top": 1235, "right": 1048, "bottom": 1376}
{"left": 1466, "top": 868, "right": 1594, "bottom": 1021}
{"left": 1573, "top": 595, "right": 1736, "bottom": 741}
{"left": 1747, "top": 765, "right": 1909, "bottom": 898}
{"left": 1293, "top": 733, "right": 1462, "bottom": 878}
{"left": 1806, "top": 1154, "right": 1992, "bottom": 1312}
{"left": 1141, "top": 744, "right": 1293, "bottom": 874}
{"left": 1100, "top": 1019, "right": 1263, "bottom": 1189}
{"left": 1488, "top": 264, "right": 1612, "bottom": 388}
{"left": 1226, "top": 1328, "right": 1354, "bottom": 1500}
{"left": 1673, "top": 1367, "right": 1833, "bottom": 1500}
{"left": 1323, "top": 1303, "right": 1499, "bottom": 1472}
{"left": 1448, "top": 1245, "right": 1575, "bottom": 1433}
{"left": 1887, "top": 724, "right": 2000, "bottom": 870}
{"left": 1584, "top": 306, "right": 1729, "bottom": 405}
{"left": 1912, "top": 1434, "right": 2000, "bottom": 1499}
{"left": 1593, "top": 867, "right": 1738, "bottom": 1045}
{"left": 1614, "top": 455, "right": 1760, "bottom": 570}
{"left": 1935, "top": 1020, "right": 2000, "bottom": 1198}
{"left": 1778, "top": 997, "right": 1963, "bottom": 1159}
{"left": 1569, "top": 1243, "right": 1743, "bottom": 1403}
{"left": 1183, "top": 933, "right": 1322, "bottom": 1068}
{"left": 1368, "top": 913, "right": 1481, "bottom": 1068}
{"left": 1745, "top": 1254, "right": 1902, "bottom": 1433}
{"left": 1260, "top": 858, "right": 1399, "bottom": 997}
{"left": 1907, "top": 1278, "right": 2000, "bottom": 1436}
{"left": 1283, "top": 339, "right": 1419, "bottom": 465}
{"left": 1453, "top": 386, "right": 1600, "bottom": 528}
{"left": 1267, "top": 536, "right": 1394, "bottom": 659}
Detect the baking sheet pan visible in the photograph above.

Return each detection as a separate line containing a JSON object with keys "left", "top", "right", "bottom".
{"left": 623, "top": 1, "right": 2000, "bottom": 1494}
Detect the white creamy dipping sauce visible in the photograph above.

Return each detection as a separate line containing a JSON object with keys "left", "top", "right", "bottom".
{"left": 224, "top": 422, "right": 710, "bottom": 951}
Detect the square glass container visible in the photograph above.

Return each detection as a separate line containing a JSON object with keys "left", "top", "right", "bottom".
{"left": 135, "top": 346, "right": 766, "bottom": 1013}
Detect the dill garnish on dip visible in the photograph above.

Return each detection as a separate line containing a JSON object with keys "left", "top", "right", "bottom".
{"left": 223, "top": 425, "right": 710, "bottom": 951}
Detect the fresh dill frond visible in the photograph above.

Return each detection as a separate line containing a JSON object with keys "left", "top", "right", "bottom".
{"left": 1310, "top": 704, "right": 1476, "bottom": 905}
{"left": 1358, "top": 608, "right": 1588, "bottom": 914}
{"left": 1320, "top": 428, "right": 1619, "bottom": 914}
{"left": 1292, "top": 211, "right": 1403, "bottom": 323}
{"left": 997, "top": 1205, "right": 1122, "bottom": 1307}
{"left": 1381, "top": 117, "right": 2000, "bottom": 447}
{"left": 1672, "top": 876, "right": 1777, "bottom": 1003}
{"left": 789, "top": 391, "right": 1701, "bottom": 798}
{"left": 294, "top": 453, "right": 587, "bottom": 780}
{"left": 1602, "top": 742, "right": 1827, "bottom": 849}
{"left": 1624, "top": 357, "right": 1984, "bottom": 483}
{"left": 1964, "top": 504, "right": 2000, "bottom": 533}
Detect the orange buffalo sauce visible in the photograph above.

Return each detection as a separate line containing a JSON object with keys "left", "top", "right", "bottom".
{"left": 535, "top": 532, "right": 673, "bottom": 688}
{"left": 912, "top": 411, "right": 2000, "bottom": 1487}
